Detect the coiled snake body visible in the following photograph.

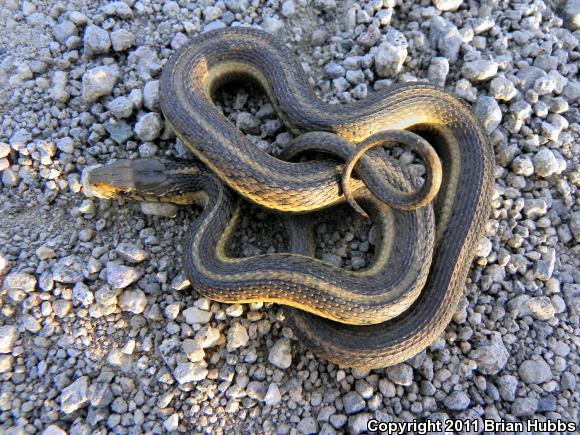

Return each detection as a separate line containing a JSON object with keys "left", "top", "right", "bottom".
{"left": 88, "top": 27, "right": 494, "bottom": 368}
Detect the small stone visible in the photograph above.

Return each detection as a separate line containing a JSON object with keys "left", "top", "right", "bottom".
{"left": 83, "top": 25, "right": 111, "bottom": 57}
{"left": 236, "top": 112, "right": 260, "bottom": 134}
{"left": 374, "top": 29, "right": 407, "bottom": 78}
{"left": 203, "top": 6, "right": 222, "bottom": 21}
{"left": 72, "top": 282, "right": 94, "bottom": 307}
{"left": 264, "top": 383, "right": 281, "bottom": 406}
{"left": 534, "top": 76, "right": 556, "bottom": 95}
{"left": 121, "top": 339, "right": 135, "bottom": 355}
{"left": 311, "top": 29, "right": 328, "bottom": 46}
{"left": 268, "top": 338, "right": 292, "bottom": 369}
{"left": 53, "top": 300, "right": 72, "bottom": 318}
{"left": 281, "top": 0, "right": 296, "bottom": 17}
{"left": 4, "top": 272, "right": 36, "bottom": 293}
{"left": 433, "top": 0, "right": 463, "bottom": 12}
{"left": 561, "top": 0, "right": 580, "bottom": 30}
{"left": 183, "top": 339, "right": 205, "bottom": 362}
{"left": 140, "top": 202, "right": 178, "bottom": 217}
{"left": 324, "top": 63, "right": 345, "bottom": 79}
{"left": 106, "top": 96, "right": 133, "bottom": 119}
{"left": 462, "top": 60, "right": 498, "bottom": 82}
{"left": 497, "top": 375, "right": 518, "bottom": 401}
{"left": 118, "top": 289, "right": 147, "bottom": 314}
{"left": 511, "top": 398, "right": 537, "bottom": 417}
{"left": 516, "top": 66, "right": 546, "bottom": 90}
{"left": 60, "top": 376, "right": 89, "bottom": 414}
{"left": 42, "top": 425, "right": 67, "bottom": 435}
{"left": 225, "top": 304, "right": 243, "bottom": 317}
{"left": 0, "top": 325, "right": 18, "bottom": 354}
{"left": 143, "top": 80, "right": 160, "bottom": 111}
{"left": 386, "top": 363, "right": 413, "bottom": 386}
{"left": 194, "top": 325, "right": 221, "bottom": 348}
{"left": 511, "top": 155, "right": 534, "bottom": 176}
{"left": 263, "top": 16, "right": 284, "bottom": 34}
{"left": 475, "top": 237, "right": 492, "bottom": 258}
{"left": 427, "top": 57, "right": 449, "bottom": 87}
{"left": 82, "top": 66, "right": 119, "bottom": 102}
{"left": 348, "top": 413, "right": 373, "bottom": 435}
{"left": 346, "top": 70, "right": 365, "bottom": 85}
{"left": 527, "top": 296, "right": 555, "bottom": 320}
{"left": 0, "top": 143, "right": 10, "bottom": 158}
{"left": 53, "top": 20, "right": 78, "bottom": 44}
{"left": 227, "top": 322, "right": 249, "bottom": 351}
{"left": 469, "top": 332, "right": 508, "bottom": 375}
{"left": 489, "top": 76, "right": 517, "bottom": 101}
{"left": 330, "top": 414, "right": 347, "bottom": 429}
{"left": 343, "top": 391, "right": 365, "bottom": 414}
{"left": 0, "top": 254, "right": 9, "bottom": 276}
{"left": 523, "top": 198, "right": 548, "bottom": 219}
{"left": 106, "top": 263, "right": 140, "bottom": 289}
{"left": 174, "top": 362, "right": 208, "bottom": 384}
{"left": 163, "top": 413, "right": 179, "bottom": 432}
{"left": 116, "top": 243, "right": 148, "bottom": 263}
{"left": 88, "top": 382, "right": 113, "bottom": 408}
{"left": 533, "top": 148, "right": 559, "bottom": 177}
{"left": 110, "top": 29, "right": 135, "bottom": 52}
{"left": 518, "top": 358, "right": 552, "bottom": 384}
{"left": 444, "top": 391, "right": 470, "bottom": 411}
{"left": 322, "top": 253, "right": 342, "bottom": 268}
{"left": 183, "top": 306, "right": 212, "bottom": 324}
{"left": 474, "top": 96, "right": 502, "bottom": 133}
{"left": 135, "top": 112, "right": 163, "bottom": 141}
{"left": 563, "top": 284, "right": 580, "bottom": 315}
{"left": 104, "top": 120, "right": 133, "bottom": 144}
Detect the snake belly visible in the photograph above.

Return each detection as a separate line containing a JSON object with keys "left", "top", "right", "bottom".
{"left": 154, "top": 27, "right": 492, "bottom": 367}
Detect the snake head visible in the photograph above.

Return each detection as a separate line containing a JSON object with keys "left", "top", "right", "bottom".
{"left": 85, "top": 159, "right": 169, "bottom": 200}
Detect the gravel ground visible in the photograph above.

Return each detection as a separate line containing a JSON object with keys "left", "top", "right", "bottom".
{"left": 1, "top": 0, "right": 579, "bottom": 433}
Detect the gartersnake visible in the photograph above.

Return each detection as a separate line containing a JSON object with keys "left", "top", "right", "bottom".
{"left": 87, "top": 27, "right": 494, "bottom": 368}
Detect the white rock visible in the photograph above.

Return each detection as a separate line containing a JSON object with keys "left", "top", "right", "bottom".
{"left": 82, "top": 66, "right": 119, "bottom": 102}
{"left": 183, "top": 306, "right": 212, "bottom": 325}
{"left": 134, "top": 112, "right": 163, "bottom": 141}
{"left": 0, "top": 354, "right": 13, "bottom": 373}
{"left": 374, "top": 29, "right": 407, "bottom": 78}
{"left": 183, "top": 339, "right": 205, "bottom": 362}
{"left": 164, "top": 413, "right": 179, "bottom": 432}
{"left": 106, "top": 262, "right": 140, "bottom": 289}
{"left": 121, "top": 339, "right": 136, "bottom": 355}
{"left": 118, "top": 289, "right": 147, "bottom": 314}
{"left": 268, "top": 338, "right": 292, "bottom": 369}
{"left": 140, "top": 202, "right": 178, "bottom": 217}
{"left": 84, "top": 25, "right": 111, "bottom": 57}
{"left": 264, "top": 383, "right": 282, "bottom": 406}
{"left": 462, "top": 60, "right": 498, "bottom": 82}
{"left": 468, "top": 332, "right": 509, "bottom": 375}
{"left": 60, "top": 376, "right": 89, "bottom": 414}
{"left": 110, "top": 29, "right": 135, "bottom": 52}
{"left": 533, "top": 148, "right": 559, "bottom": 177}
{"left": 174, "top": 362, "right": 208, "bottom": 384}
{"left": 194, "top": 325, "right": 221, "bottom": 348}
{"left": 433, "top": 0, "right": 463, "bottom": 11}
{"left": 42, "top": 425, "right": 67, "bottom": 435}
{"left": 0, "top": 325, "right": 18, "bottom": 354}
{"left": 227, "top": 322, "right": 249, "bottom": 350}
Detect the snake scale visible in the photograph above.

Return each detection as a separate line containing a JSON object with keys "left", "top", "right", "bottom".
{"left": 87, "top": 27, "right": 494, "bottom": 368}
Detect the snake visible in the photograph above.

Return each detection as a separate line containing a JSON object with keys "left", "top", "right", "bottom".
{"left": 86, "top": 27, "right": 494, "bottom": 368}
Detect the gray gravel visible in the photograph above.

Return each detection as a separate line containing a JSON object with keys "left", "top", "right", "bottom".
{"left": 0, "top": 0, "right": 579, "bottom": 433}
